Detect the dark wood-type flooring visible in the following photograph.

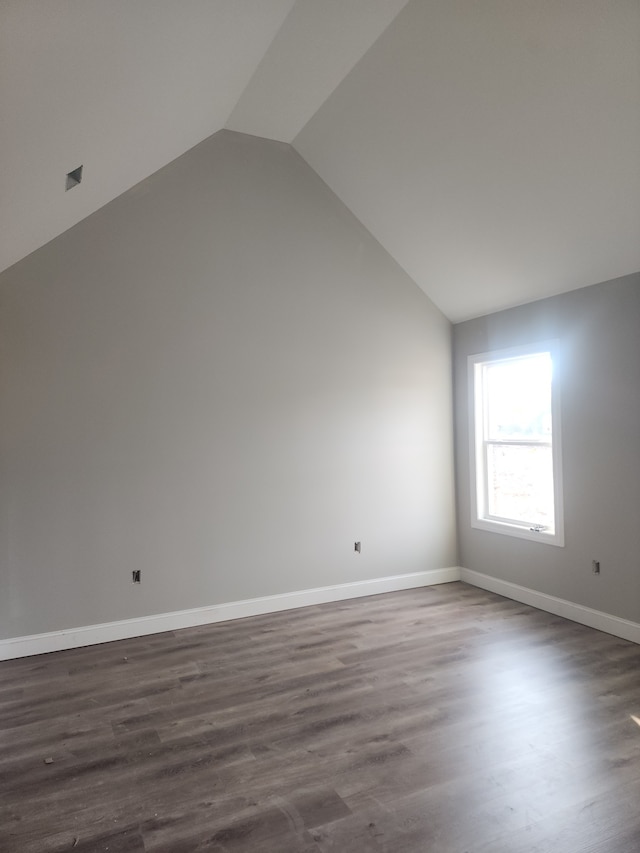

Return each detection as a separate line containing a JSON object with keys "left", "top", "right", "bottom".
{"left": 2, "top": 582, "right": 640, "bottom": 852}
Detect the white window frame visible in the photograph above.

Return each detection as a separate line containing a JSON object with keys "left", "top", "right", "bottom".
{"left": 468, "top": 341, "right": 564, "bottom": 547}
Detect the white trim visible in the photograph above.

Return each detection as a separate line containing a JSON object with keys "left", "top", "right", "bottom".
{"left": 468, "top": 341, "right": 565, "bottom": 548}
{"left": 461, "top": 568, "right": 640, "bottom": 645}
{"left": 0, "top": 567, "right": 462, "bottom": 661}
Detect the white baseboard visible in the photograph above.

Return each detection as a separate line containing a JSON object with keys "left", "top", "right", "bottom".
{"left": 0, "top": 567, "right": 461, "bottom": 661}
{"left": 461, "top": 567, "right": 640, "bottom": 645}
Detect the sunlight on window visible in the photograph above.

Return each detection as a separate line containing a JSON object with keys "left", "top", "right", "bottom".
{"left": 483, "top": 352, "right": 554, "bottom": 529}
{"left": 469, "top": 342, "right": 564, "bottom": 546}
{"left": 485, "top": 353, "right": 552, "bottom": 441}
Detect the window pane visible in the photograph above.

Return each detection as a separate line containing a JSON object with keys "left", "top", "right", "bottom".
{"left": 486, "top": 443, "right": 554, "bottom": 529}
{"left": 485, "top": 353, "right": 552, "bottom": 441}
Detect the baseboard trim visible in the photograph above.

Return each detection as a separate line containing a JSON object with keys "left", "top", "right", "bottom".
{"left": 461, "top": 567, "right": 640, "bottom": 645}
{"left": 0, "top": 567, "right": 461, "bottom": 661}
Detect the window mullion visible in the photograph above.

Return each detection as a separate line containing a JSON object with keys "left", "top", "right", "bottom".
{"left": 485, "top": 439, "right": 552, "bottom": 448}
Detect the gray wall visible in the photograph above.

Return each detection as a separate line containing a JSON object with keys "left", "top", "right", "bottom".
{"left": 0, "top": 130, "right": 456, "bottom": 640}
{"left": 454, "top": 275, "right": 640, "bottom": 622}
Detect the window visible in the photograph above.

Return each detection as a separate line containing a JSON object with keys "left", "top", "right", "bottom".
{"left": 469, "top": 342, "right": 564, "bottom": 546}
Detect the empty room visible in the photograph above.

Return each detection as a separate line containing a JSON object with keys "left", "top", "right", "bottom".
{"left": 1, "top": 2, "right": 639, "bottom": 851}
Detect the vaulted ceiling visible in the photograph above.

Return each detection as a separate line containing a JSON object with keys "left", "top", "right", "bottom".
{"left": 1, "top": 0, "right": 638, "bottom": 321}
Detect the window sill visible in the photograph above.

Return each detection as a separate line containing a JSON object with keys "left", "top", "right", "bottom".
{"left": 471, "top": 517, "right": 564, "bottom": 547}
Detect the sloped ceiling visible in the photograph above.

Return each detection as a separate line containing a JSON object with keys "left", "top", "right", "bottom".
{"left": 295, "top": 0, "right": 640, "bottom": 321}
{"left": 1, "top": 0, "right": 638, "bottom": 321}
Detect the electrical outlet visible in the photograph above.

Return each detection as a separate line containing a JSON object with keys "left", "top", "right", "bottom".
{"left": 592, "top": 560, "right": 600, "bottom": 574}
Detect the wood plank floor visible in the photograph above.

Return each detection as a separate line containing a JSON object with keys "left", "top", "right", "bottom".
{"left": 2, "top": 582, "right": 640, "bottom": 852}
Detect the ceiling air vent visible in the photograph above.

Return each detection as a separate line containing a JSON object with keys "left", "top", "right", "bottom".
{"left": 65, "top": 165, "right": 83, "bottom": 191}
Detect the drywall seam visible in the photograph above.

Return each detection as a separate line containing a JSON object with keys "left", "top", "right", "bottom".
{"left": 0, "top": 567, "right": 462, "bottom": 660}
{"left": 461, "top": 568, "right": 640, "bottom": 645}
